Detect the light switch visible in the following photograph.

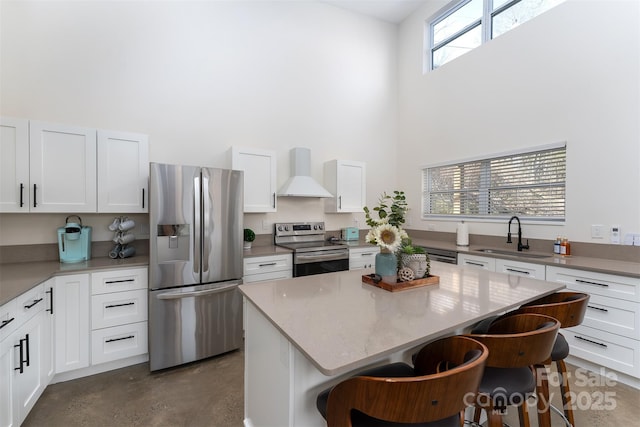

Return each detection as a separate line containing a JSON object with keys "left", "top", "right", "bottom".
{"left": 591, "top": 225, "right": 605, "bottom": 239}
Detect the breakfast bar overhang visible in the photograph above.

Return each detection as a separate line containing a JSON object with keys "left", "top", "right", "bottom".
{"left": 239, "top": 262, "right": 565, "bottom": 427}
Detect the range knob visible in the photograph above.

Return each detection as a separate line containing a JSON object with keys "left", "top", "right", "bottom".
{"left": 317, "top": 224, "right": 323, "bottom": 230}
{"left": 285, "top": 225, "right": 290, "bottom": 231}
{"left": 277, "top": 225, "right": 283, "bottom": 232}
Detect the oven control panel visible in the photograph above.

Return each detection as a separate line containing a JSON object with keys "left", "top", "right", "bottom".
{"left": 275, "top": 222, "right": 324, "bottom": 237}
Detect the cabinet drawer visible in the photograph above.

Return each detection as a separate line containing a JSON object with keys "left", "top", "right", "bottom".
{"left": 570, "top": 292, "right": 639, "bottom": 340}
{"left": 244, "top": 255, "right": 292, "bottom": 276}
{"left": 0, "top": 299, "right": 18, "bottom": 341}
{"left": 565, "top": 325, "right": 640, "bottom": 378}
{"left": 547, "top": 266, "right": 640, "bottom": 301}
{"left": 242, "top": 270, "right": 292, "bottom": 284}
{"left": 458, "top": 254, "right": 495, "bottom": 271}
{"left": 496, "top": 259, "right": 546, "bottom": 279}
{"left": 91, "top": 289, "right": 148, "bottom": 329}
{"left": 91, "top": 267, "right": 148, "bottom": 294}
{"left": 15, "top": 283, "right": 46, "bottom": 323}
{"left": 91, "top": 321, "right": 147, "bottom": 365}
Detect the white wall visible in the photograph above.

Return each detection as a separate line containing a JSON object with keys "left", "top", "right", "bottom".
{"left": 0, "top": 0, "right": 398, "bottom": 244}
{"left": 397, "top": 0, "right": 640, "bottom": 244}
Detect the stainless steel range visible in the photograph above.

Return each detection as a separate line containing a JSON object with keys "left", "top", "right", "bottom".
{"left": 274, "top": 222, "right": 349, "bottom": 277}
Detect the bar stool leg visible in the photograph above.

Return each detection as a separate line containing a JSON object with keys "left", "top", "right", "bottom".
{"left": 534, "top": 364, "right": 552, "bottom": 427}
{"left": 557, "top": 359, "right": 576, "bottom": 426}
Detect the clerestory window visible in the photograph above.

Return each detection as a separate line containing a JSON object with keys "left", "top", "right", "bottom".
{"left": 429, "top": 0, "right": 566, "bottom": 70}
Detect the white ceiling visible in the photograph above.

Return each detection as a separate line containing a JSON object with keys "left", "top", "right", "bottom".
{"left": 321, "top": 0, "right": 430, "bottom": 24}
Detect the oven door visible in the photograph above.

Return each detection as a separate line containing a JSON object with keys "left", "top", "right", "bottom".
{"left": 293, "top": 250, "right": 349, "bottom": 277}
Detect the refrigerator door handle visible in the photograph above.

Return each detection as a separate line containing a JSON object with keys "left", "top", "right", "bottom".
{"left": 201, "top": 170, "right": 210, "bottom": 275}
{"left": 156, "top": 282, "right": 239, "bottom": 299}
{"left": 193, "top": 173, "right": 202, "bottom": 281}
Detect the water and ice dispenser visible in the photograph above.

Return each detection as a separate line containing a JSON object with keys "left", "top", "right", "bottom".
{"left": 57, "top": 215, "right": 92, "bottom": 263}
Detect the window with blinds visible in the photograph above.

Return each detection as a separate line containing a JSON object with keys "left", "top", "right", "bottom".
{"left": 422, "top": 144, "right": 566, "bottom": 221}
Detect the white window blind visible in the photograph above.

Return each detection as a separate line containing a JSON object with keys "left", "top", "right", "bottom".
{"left": 422, "top": 144, "right": 566, "bottom": 220}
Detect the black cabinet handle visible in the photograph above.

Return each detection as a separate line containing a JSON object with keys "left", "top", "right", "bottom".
{"left": 33, "top": 184, "right": 37, "bottom": 208}
{"left": 466, "top": 261, "right": 485, "bottom": 267}
{"left": 574, "top": 335, "right": 607, "bottom": 348}
{"left": 259, "top": 263, "right": 277, "bottom": 267}
{"left": 105, "top": 335, "right": 135, "bottom": 343}
{"left": 105, "top": 279, "right": 135, "bottom": 284}
{"left": 506, "top": 268, "right": 530, "bottom": 275}
{"left": 46, "top": 288, "right": 54, "bottom": 314}
{"left": 272, "top": 192, "right": 276, "bottom": 208}
{"left": 24, "top": 298, "right": 43, "bottom": 309}
{"left": 338, "top": 195, "right": 342, "bottom": 210}
{"left": 14, "top": 338, "right": 25, "bottom": 373}
{"left": 25, "top": 333, "right": 30, "bottom": 367}
{"left": 576, "top": 279, "right": 608, "bottom": 287}
{"left": 587, "top": 305, "right": 609, "bottom": 313}
{"left": 0, "top": 317, "right": 15, "bottom": 329}
{"left": 19, "top": 183, "right": 24, "bottom": 207}
{"left": 142, "top": 188, "right": 145, "bottom": 209}
{"left": 105, "top": 302, "right": 135, "bottom": 309}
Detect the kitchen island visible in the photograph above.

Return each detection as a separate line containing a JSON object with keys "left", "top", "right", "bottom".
{"left": 239, "top": 262, "right": 565, "bottom": 427}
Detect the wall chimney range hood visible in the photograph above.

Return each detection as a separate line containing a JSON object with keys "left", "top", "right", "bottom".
{"left": 277, "top": 147, "right": 333, "bottom": 198}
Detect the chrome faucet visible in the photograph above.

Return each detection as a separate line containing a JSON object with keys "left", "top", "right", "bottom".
{"left": 507, "top": 216, "right": 529, "bottom": 251}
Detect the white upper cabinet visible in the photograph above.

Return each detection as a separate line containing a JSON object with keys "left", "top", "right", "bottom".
{"left": 29, "top": 121, "right": 97, "bottom": 212}
{"left": 324, "top": 159, "right": 366, "bottom": 213}
{"left": 0, "top": 117, "right": 30, "bottom": 212}
{"left": 230, "top": 147, "right": 277, "bottom": 212}
{"left": 97, "top": 130, "right": 149, "bottom": 213}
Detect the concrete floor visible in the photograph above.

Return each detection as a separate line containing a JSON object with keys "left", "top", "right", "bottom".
{"left": 23, "top": 349, "right": 640, "bottom": 427}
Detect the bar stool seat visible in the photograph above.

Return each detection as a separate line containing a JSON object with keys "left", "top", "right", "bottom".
{"left": 466, "top": 313, "right": 560, "bottom": 427}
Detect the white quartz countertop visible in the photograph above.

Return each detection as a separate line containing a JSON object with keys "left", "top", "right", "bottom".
{"left": 239, "top": 262, "right": 565, "bottom": 376}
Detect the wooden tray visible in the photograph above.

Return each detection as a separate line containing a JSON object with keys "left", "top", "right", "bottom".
{"left": 362, "top": 274, "right": 439, "bottom": 292}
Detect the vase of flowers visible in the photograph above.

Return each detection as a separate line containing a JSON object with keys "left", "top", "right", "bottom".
{"left": 364, "top": 191, "right": 408, "bottom": 283}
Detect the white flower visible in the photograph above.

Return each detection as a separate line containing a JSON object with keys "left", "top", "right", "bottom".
{"left": 372, "top": 224, "right": 403, "bottom": 252}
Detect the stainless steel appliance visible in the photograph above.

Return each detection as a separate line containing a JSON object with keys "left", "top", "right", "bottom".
{"left": 148, "top": 163, "right": 243, "bottom": 371}
{"left": 419, "top": 246, "right": 458, "bottom": 264}
{"left": 274, "top": 222, "right": 348, "bottom": 277}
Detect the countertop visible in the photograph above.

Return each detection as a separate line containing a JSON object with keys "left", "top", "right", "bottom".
{"left": 0, "top": 256, "right": 149, "bottom": 306}
{"left": 412, "top": 239, "right": 640, "bottom": 278}
{"left": 239, "top": 263, "right": 565, "bottom": 376}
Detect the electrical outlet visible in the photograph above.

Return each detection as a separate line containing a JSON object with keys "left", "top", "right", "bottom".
{"left": 262, "top": 220, "right": 270, "bottom": 231}
{"left": 591, "top": 224, "right": 605, "bottom": 239}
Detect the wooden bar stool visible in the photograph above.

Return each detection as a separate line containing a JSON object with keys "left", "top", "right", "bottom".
{"left": 466, "top": 313, "right": 560, "bottom": 427}
{"left": 515, "top": 292, "right": 590, "bottom": 427}
{"left": 316, "top": 335, "right": 488, "bottom": 427}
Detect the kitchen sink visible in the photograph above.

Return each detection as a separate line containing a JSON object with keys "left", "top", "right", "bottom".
{"left": 476, "top": 248, "right": 553, "bottom": 259}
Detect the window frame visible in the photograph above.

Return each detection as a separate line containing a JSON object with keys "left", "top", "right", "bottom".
{"left": 421, "top": 142, "right": 567, "bottom": 223}
{"left": 427, "top": 0, "right": 564, "bottom": 71}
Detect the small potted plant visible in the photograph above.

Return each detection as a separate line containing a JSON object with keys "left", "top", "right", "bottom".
{"left": 399, "top": 244, "right": 430, "bottom": 279}
{"left": 243, "top": 228, "right": 255, "bottom": 250}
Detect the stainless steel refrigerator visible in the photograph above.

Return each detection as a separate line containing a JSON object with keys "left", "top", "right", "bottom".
{"left": 148, "top": 163, "right": 243, "bottom": 371}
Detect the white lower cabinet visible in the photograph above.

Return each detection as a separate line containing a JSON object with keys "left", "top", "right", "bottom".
{"left": 243, "top": 254, "right": 292, "bottom": 284}
{"left": 54, "top": 267, "right": 148, "bottom": 377}
{"left": 546, "top": 266, "right": 640, "bottom": 380}
{"left": 0, "top": 283, "right": 49, "bottom": 427}
{"left": 349, "top": 246, "right": 379, "bottom": 270}
{"left": 1, "top": 267, "right": 148, "bottom": 425}
{"left": 90, "top": 267, "right": 148, "bottom": 365}
{"left": 54, "top": 274, "right": 91, "bottom": 373}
